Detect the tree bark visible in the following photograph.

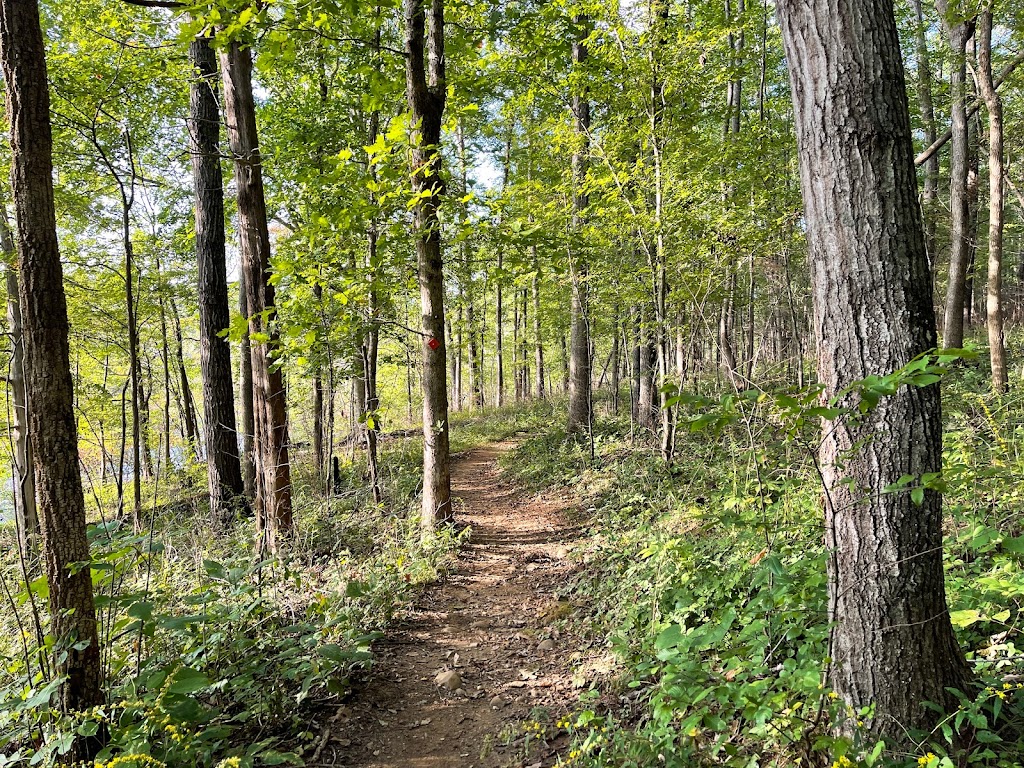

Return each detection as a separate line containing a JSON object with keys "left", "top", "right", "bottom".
{"left": 0, "top": 0, "right": 105, "bottom": 757}
{"left": 532, "top": 249, "right": 544, "bottom": 398}
{"left": 406, "top": 0, "right": 451, "bottom": 533}
{"left": 1, "top": 210, "right": 37, "bottom": 559}
{"left": 566, "top": 15, "right": 592, "bottom": 437}
{"left": 978, "top": 6, "right": 1006, "bottom": 392}
{"left": 221, "top": 39, "right": 292, "bottom": 549}
{"left": 937, "top": 0, "right": 974, "bottom": 348}
{"left": 777, "top": 0, "right": 973, "bottom": 740}
{"left": 911, "top": 0, "right": 940, "bottom": 272}
{"left": 238, "top": 269, "right": 256, "bottom": 502}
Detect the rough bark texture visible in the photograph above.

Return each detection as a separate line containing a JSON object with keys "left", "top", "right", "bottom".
{"left": 937, "top": 0, "right": 973, "bottom": 348}
{"left": 566, "top": 16, "right": 592, "bottom": 437}
{"left": 776, "top": 0, "right": 972, "bottom": 740}
{"left": 0, "top": 0, "right": 106, "bottom": 758}
{"left": 221, "top": 40, "right": 293, "bottom": 549}
{"left": 406, "top": 0, "right": 452, "bottom": 532}
{"left": 190, "top": 36, "right": 246, "bottom": 520}
{"left": 978, "top": 8, "right": 1006, "bottom": 392}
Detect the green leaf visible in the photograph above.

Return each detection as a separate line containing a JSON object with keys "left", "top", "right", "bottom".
{"left": 949, "top": 609, "right": 981, "bottom": 628}
{"left": 167, "top": 667, "right": 210, "bottom": 694}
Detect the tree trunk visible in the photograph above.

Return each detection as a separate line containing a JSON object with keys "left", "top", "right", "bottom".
{"left": 978, "top": 7, "right": 1006, "bottom": 392}
{"left": 238, "top": 269, "right": 256, "bottom": 502}
{"left": 406, "top": 0, "right": 451, "bottom": 533}
{"left": 566, "top": 15, "right": 592, "bottom": 437}
{"left": 938, "top": 1, "right": 973, "bottom": 348}
{"left": 170, "top": 296, "right": 200, "bottom": 462}
{"left": 0, "top": 0, "right": 106, "bottom": 757}
{"left": 777, "top": 0, "right": 972, "bottom": 740}
{"left": 911, "top": 0, "right": 940, "bottom": 273}
{"left": 221, "top": 39, "right": 292, "bottom": 549}
{"left": 1, "top": 212, "right": 37, "bottom": 559}
{"left": 532, "top": 250, "right": 544, "bottom": 399}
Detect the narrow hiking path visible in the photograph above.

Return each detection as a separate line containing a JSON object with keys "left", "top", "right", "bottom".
{"left": 328, "top": 441, "right": 600, "bottom": 768}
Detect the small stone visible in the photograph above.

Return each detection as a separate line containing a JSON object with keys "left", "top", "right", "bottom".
{"left": 435, "top": 669, "right": 463, "bottom": 690}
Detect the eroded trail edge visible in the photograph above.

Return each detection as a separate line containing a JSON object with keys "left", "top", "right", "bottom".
{"left": 331, "top": 441, "right": 592, "bottom": 768}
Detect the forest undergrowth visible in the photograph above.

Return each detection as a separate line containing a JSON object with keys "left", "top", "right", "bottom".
{"left": 498, "top": 349, "right": 1024, "bottom": 768}
{"left": 0, "top": 405, "right": 553, "bottom": 768}
{"left": 5, "top": 361, "right": 1024, "bottom": 768}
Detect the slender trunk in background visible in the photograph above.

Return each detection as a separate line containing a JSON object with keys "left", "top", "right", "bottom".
{"left": 719, "top": 271, "right": 741, "bottom": 388}
{"left": 938, "top": 0, "right": 973, "bottom": 347}
{"left": 964, "top": 96, "right": 980, "bottom": 327}
{"left": 312, "top": 284, "right": 326, "bottom": 478}
{"left": 221, "top": 39, "right": 293, "bottom": 549}
{"left": 123, "top": 201, "right": 143, "bottom": 522}
{"left": 532, "top": 250, "right": 544, "bottom": 398}
{"left": 650, "top": 0, "right": 674, "bottom": 459}
{"left": 0, "top": 0, "right": 106, "bottom": 757}
{"left": 743, "top": 254, "right": 755, "bottom": 382}
{"left": 170, "top": 296, "right": 200, "bottom": 462}
{"left": 238, "top": 269, "right": 256, "bottom": 502}
{"left": 1, "top": 209, "right": 37, "bottom": 558}
{"left": 978, "top": 7, "right": 1007, "bottom": 392}
{"left": 364, "top": 12, "right": 383, "bottom": 503}
{"left": 777, "top": 0, "right": 972, "bottom": 741}
{"left": 496, "top": 137, "right": 510, "bottom": 408}
{"left": 610, "top": 308, "right": 620, "bottom": 413}
{"left": 566, "top": 15, "right": 593, "bottom": 437}
{"left": 912, "top": 0, "right": 940, "bottom": 273}
{"left": 189, "top": 35, "right": 246, "bottom": 519}
{"left": 512, "top": 289, "right": 521, "bottom": 400}
{"left": 520, "top": 288, "right": 528, "bottom": 397}
{"left": 558, "top": 329, "right": 569, "bottom": 393}
{"left": 159, "top": 294, "right": 173, "bottom": 472}
{"left": 406, "top": 0, "right": 451, "bottom": 533}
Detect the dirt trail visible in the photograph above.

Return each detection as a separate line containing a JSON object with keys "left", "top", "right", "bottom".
{"left": 328, "top": 441, "right": 592, "bottom": 768}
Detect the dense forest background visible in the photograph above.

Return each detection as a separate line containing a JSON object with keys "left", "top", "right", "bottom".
{"left": 3, "top": 0, "right": 1024, "bottom": 766}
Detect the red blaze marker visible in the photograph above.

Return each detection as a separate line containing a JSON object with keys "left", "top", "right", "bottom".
{"left": 427, "top": 337, "right": 441, "bottom": 351}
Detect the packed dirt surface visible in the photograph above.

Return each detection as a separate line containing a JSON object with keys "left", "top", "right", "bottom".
{"left": 326, "top": 441, "right": 597, "bottom": 768}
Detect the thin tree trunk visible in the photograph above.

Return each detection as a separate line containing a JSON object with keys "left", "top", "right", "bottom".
{"left": 566, "top": 15, "right": 592, "bottom": 437}
{"left": 532, "top": 250, "right": 544, "bottom": 398}
{"left": 0, "top": 0, "right": 106, "bottom": 756}
{"left": 169, "top": 296, "right": 199, "bottom": 462}
{"left": 406, "top": 0, "right": 451, "bottom": 533}
{"left": 221, "top": 39, "right": 292, "bottom": 548}
{"left": 912, "top": 0, "right": 940, "bottom": 273}
{"left": 238, "top": 269, "right": 256, "bottom": 502}
{"left": 1, "top": 211, "right": 37, "bottom": 558}
{"left": 978, "top": 7, "right": 1006, "bottom": 392}
{"left": 938, "top": 1, "right": 973, "bottom": 347}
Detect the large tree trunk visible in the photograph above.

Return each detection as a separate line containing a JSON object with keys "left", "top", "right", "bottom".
{"left": 566, "top": 15, "right": 592, "bottom": 437}
{"left": 406, "top": 0, "right": 451, "bottom": 533}
{"left": 938, "top": 1, "right": 973, "bottom": 348}
{"left": 0, "top": 0, "right": 105, "bottom": 758}
{"left": 978, "top": 7, "right": 1006, "bottom": 392}
{"left": 777, "top": 0, "right": 972, "bottom": 741}
{"left": 221, "top": 40, "right": 292, "bottom": 549}
{"left": 189, "top": 37, "right": 246, "bottom": 520}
